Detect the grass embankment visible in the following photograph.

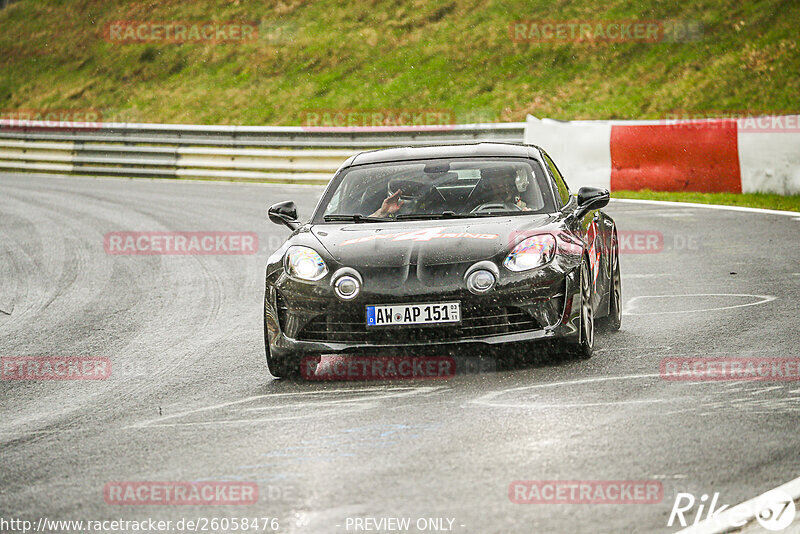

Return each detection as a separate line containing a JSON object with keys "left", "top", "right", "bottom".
{"left": 1, "top": 0, "right": 798, "bottom": 125}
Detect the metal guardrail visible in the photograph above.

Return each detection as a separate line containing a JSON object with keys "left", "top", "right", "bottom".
{"left": 0, "top": 120, "right": 525, "bottom": 183}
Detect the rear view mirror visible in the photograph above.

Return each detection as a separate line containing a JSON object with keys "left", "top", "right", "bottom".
{"left": 268, "top": 201, "right": 300, "bottom": 230}
{"left": 423, "top": 162, "right": 451, "bottom": 174}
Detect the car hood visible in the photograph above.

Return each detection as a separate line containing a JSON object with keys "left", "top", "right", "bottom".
{"left": 310, "top": 215, "right": 558, "bottom": 267}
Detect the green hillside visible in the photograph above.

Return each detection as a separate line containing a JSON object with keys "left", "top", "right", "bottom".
{"left": 1, "top": 0, "right": 798, "bottom": 125}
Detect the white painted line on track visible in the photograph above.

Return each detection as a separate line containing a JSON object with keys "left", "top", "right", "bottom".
{"left": 139, "top": 407, "right": 371, "bottom": 427}
{"left": 470, "top": 373, "right": 799, "bottom": 411}
{"left": 133, "top": 386, "right": 419, "bottom": 420}
{"left": 129, "top": 386, "right": 443, "bottom": 428}
{"left": 157, "top": 386, "right": 415, "bottom": 420}
{"left": 241, "top": 388, "right": 431, "bottom": 412}
{"left": 470, "top": 373, "right": 664, "bottom": 409}
{"left": 748, "top": 385, "right": 786, "bottom": 395}
{"left": 594, "top": 345, "right": 673, "bottom": 352}
{"left": 612, "top": 198, "right": 800, "bottom": 217}
{"left": 676, "top": 476, "right": 800, "bottom": 534}
{"left": 636, "top": 349, "right": 785, "bottom": 357}
{"left": 624, "top": 294, "right": 776, "bottom": 316}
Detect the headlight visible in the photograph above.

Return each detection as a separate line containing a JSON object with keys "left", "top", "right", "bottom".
{"left": 504, "top": 234, "right": 556, "bottom": 271}
{"left": 285, "top": 246, "right": 328, "bottom": 281}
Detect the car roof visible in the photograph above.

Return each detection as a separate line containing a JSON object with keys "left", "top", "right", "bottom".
{"left": 348, "top": 142, "right": 544, "bottom": 167}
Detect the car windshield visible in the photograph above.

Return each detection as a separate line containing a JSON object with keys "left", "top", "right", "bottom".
{"left": 317, "top": 158, "right": 556, "bottom": 221}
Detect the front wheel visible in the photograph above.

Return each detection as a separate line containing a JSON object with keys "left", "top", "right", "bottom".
{"left": 598, "top": 230, "right": 621, "bottom": 331}
{"left": 264, "top": 291, "right": 319, "bottom": 379}
{"left": 265, "top": 338, "right": 320, "bottom": 379}
{"left": 564, "top": 257, "right": 594, "bottom": 360}
{"left": 267, "top": 351, "right": 318, "bottom": 380}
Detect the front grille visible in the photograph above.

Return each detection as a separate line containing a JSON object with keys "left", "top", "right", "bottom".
{"left": 296, "top": 304, "right": 542, "bottom": 344}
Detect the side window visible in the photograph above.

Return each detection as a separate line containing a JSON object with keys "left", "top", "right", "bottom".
{"left": 543, "top": 153, "right": 571, "bottom": 207}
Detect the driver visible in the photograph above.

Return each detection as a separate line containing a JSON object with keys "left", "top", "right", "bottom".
{"left": 371, "top": 175, "right": 448, "bottom": 217}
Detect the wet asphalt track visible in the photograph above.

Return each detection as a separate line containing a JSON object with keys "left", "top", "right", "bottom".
{"left": 1, "top": 173, "right": 799, "bottom": 534}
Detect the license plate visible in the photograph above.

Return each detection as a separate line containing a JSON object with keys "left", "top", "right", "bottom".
{"left": 366, "top": 302, "right": 461, "bottom": 327}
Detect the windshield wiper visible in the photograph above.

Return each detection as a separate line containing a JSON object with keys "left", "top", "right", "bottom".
{"left": 396, "top": 211, "right": 526, "bottom": 219}
{"left": 466, "top": 211, "right": 531, "bottom": 217}
{"left": 323, "top": 214, "right": 393, "bottom": 223}
{"left": 396, "top": 211, "right": 464, "bottom": 220}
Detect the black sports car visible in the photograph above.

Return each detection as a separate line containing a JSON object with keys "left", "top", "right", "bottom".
{"left": 264, "top": 143, "right": 621, "bottom": 378}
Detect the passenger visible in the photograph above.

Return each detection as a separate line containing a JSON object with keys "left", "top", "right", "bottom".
{"left": 470, "top": 167, "right": 530, "bottom": 211}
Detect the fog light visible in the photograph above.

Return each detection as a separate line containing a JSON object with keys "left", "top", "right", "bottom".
{"left": 466, "top": 269, "right": 496, "bottom": 294}
{"left": 334, "top": 275, "right": 360, "bottom": 300}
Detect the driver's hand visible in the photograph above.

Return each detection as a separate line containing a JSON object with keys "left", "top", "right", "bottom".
{"left": 372, "top": 189, "right": 404, "bottom": 217}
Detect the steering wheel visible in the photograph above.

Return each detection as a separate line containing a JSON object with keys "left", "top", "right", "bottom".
{"left": 470, "top": 201, "right": 522, "bottom": 213}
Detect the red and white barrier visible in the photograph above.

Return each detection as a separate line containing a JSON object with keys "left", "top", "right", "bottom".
{"left": 524, "top": 115, "right": 800, "bottom": 195}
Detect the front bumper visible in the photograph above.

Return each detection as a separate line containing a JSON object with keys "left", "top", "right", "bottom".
{"left": 266, "top": 260, "right": 582, "bottom": 358}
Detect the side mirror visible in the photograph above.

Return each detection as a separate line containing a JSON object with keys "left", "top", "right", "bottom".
{"left": 575, "top": 187, "right": 610, "bottom": 217}
{"left": 268, "top": 201, "right": 300, "bottom": 230}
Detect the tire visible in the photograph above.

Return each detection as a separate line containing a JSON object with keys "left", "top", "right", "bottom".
{"left": 564, "top": 257, "right": 594, "bottom": 360}
{"left": 266, "top": 350, "right": 294, "bottom": 379}
{"left": 264, "top": 290, "right": 319, "bottom": 379}
{"left": 265, "top": 339, "right": 319, "bottom": 380}
{"left": 598, "top": 230, "right": 622, "bottom": 331}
